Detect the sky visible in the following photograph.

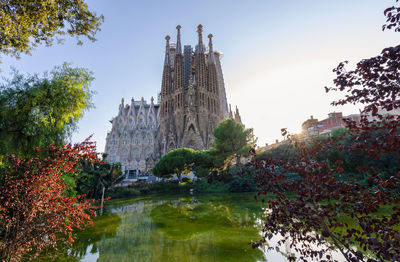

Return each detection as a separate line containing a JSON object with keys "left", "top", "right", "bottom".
{"left": 1, "top": 0, "right": 399, "bottom": 151}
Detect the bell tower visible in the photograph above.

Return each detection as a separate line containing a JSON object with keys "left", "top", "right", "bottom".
{"left": 158, "top": 25, "right": 230, "bottom": 155}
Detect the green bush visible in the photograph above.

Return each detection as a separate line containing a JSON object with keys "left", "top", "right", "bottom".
{"left": 228, "top": 174, "right": 257, "bottom": 192}
{"left": 107, "top": 172, "right": 261, "bottom": 200}
{"left": 108, "top": 187, "right": 140, "bottom": 199}
{"left": 139, "top": 186, "right": 151, "bottom": 195}
{"left": 214, "top": 168, "right": 235, "bottom": 183}
{"left": 193, "top": 179, "right": 229, "bottom": 193}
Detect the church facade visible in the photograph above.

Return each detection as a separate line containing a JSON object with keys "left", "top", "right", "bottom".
{"left": 104, "top": 25, "right": 240, "bottom": 178}
{"left": 104, "top": 97, "right": 160, "bottom": 178}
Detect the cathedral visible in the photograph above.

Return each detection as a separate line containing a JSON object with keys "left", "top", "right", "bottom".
{"left": 104, "top": 25, "right": 240, "bottom": 178}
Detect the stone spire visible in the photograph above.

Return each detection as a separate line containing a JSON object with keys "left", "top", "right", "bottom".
{"left": 148, "top": 96, "right": 156, "bottom": 121}
{"left": 208, "top": 33, "right": 215, "bottom": 64}
{"left": 176, "top": 25, "right": 182, "bottom": 54}
{"left": 119, "top": 98, "right": 125, "bottom": 115}
{"left": 164, "top": 35, "right": 171, "bottom": 65}
{"left": 196, "top": 24, "right": 205, "bottom": 53}
{"left": 173, "top": 25, "right": 184, "bottom": 93}
{"left": 161, "top": 35, "right": 172, "bottom": 99}
{"left": 229, "top": 104, "right": 233, "bottom": 118}
{"left": 138, "top": 97, "right": 145, "bottom": 116}
{"left": 129, "top": 97, "right": 136, "bottom": 116}
{"left": 234, "top": 106, "right": 242, "bottom": 124}
{"left": 195, "top": 24, "right": 206, "bottom": 89}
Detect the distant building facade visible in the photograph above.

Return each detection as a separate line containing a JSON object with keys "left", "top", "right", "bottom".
{"left": 301, "top": 112, "right": 361, "bottom": 137}
{"left": 104, "top": 98, "right": 160, "bottom": 179}
{"left": 301, "top": 115, "right": 319, "bottom": 137}
{"left": 365, "top": 107, "right": 400, "bottom": 121}
{"left": 104, "top": 25, "right": 240, "bottom": 179}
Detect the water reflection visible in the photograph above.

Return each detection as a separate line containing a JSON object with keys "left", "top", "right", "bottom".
{"left": 149, "top": 197, "right": 263, "bottom": 261}
{"left": 70, "top": 211, "right": 122, "bottom": 259}
{"left": 37, "top": 194, "right": 343, "bottom": 262}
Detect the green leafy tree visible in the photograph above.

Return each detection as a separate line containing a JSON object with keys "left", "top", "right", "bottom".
{"left": 0, "top": 63, "right": 94, "bottom": 158}
{"left": 192, "top": 150, "right": 214, "bottom": 178}
{"left": 213, "top": 118, "right": 256, "bottom": 167}
{"left": 76, "top": 157, "right": 123, "bottom": 199}
{"left": 152, "top": 148, "right": 197, "bottom": 182}
{"left": 192, "top": 149, "right": 228, "bottom": 181}
{"left": 0, "top": 0, "right": 104, "bottom": 61}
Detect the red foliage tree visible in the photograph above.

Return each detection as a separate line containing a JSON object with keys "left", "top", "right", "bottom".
{"left": 252, "top": 3, "right": 400, "bottom": 262}
{"left": 0, "top": 139, "right": 100, "bottom": 261}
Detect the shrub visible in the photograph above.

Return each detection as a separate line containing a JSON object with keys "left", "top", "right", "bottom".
{"left": 228, "top": 174, "right": 257, "bottom": 192}
{"left": 108, "top": 187, "right": 140, "bottom": 199}
{"left": 0, "top": 140, "right": 99, "bottom": 261}
{"left": 193, "top": 179, "right": 229, "bottom": 193}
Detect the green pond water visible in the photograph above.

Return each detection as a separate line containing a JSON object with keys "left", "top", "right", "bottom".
{"left": 37, "top": 193, "right": 342, "bottom": 262}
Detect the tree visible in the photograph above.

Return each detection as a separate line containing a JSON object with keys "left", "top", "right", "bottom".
{"left": 213, "top": 118, "right": 256, "bottom": 167}
{"left": 0, "top": 139, "right": 100, "bottom": 261}
{"left": 152, "top": 148, "right": 197, "bottom": 182}
{"left": 257, "top": 128, "right": 400, "bottom": 183}
{"left": 252, "top": 3, "right": 400, "bottom": 261}
{"left": 190, "top": 149, "right": 228, "bottom": 182}
{"left": 0, "top": 63, "right": 94, "bottom": 158}
{"left": 0, "top": 0, "right": 103, "bottom": 61}
{"left": 76, "top": 157, "right": 123, "bottom": 199}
